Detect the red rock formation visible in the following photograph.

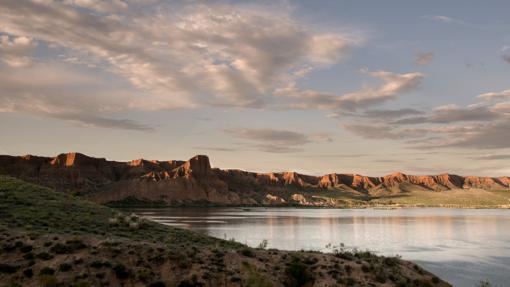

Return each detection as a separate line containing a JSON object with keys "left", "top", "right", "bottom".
{"left": 175, "top": 155, "right": 211, "bottom": 177}
{"left": 319, "top": 173, "right": 381, "bottom": 191}
{"left": 0, "top": 152, "right": 508, "bottom": 205}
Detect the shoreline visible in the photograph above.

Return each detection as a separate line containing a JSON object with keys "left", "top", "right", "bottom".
{"left": 111, "top": 203, "right": 510, "bottom": 210}
{"left": 0, "top": 175, "right": 452, "bottom": 286}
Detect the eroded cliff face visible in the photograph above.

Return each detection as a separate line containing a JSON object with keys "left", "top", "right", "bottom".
{"left": 0, "top": 152, "right": 509, "bottom": 206}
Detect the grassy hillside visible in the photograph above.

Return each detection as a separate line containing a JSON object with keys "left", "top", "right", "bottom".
{"left": 372, "top": 187, "right": 510, "bottom": 208}
{"left": 0, "top": 175, "right": 229, "bottom": 246}
{"left": 275, "top": 183, "right": 510, "bottom": 208}
{"left": 0, "top": 175, "right": 450, "bottom": 287}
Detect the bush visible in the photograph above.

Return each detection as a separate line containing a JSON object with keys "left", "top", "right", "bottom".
{"left": 38, "top": 275, "right": 58, "bottom": 287}
{"left": 74, "top": 279, "right": 91, "bottom": 287}
{"left": 344, "top": 265, "right": 352, "bottom": 274}
{"left": 59, "top": 262, "right": 73, "bottom": 272}
{"left": 50, "top": 239, "right": 87, "bottom": 254}
{"left": 39, "top": 267, "right": 55, "bottom": 275}
{"left": 0, "top": 263, "right": 19, "bottom": 274}
{"left": 36, "top": 252, "right": 54, "bottom": 260}
{"left": 478, "top": 280, "right": 492, "bottom": 287}
{"left": 345, "top": 277, "right": 355, "bottom": 286}
{"left": 257, "top": 239, "right": 268, "bottom": 249}
{"left": 89, "top": 260, "right": 106, "bottom": 269}
{"left": 239, "top": 248, "right": 255, "bottom": 258}
{"left": 302, "top": 256, "right": 318, "bottom": 265}
{"left": 383, "top": 257, "right": 400, "bottom": 267}
{"left": 241, "top": 262, "right": 272, "bottom": 287}
{"left": 137, "top": 267, "right": 154, "bottom": 282}
{"left": 375, "top": 271, "right": 387, "bottom": 283}
{"left": 285, "top": 261, "right": 314, "bottom": 287}
{"left": 50, "top": 243, "right": 69, "bottom": 254}
{"left": 361, "top": 264, "right": 370, "bottom": 273}
{"left": 20, "top": 244, "right": 33, "bottom": 253}
{"left": 113, "top": 263, "right": 130, "bottom": 279}
{"left": 23, "top": 268, "right": 34, "bottom": 278}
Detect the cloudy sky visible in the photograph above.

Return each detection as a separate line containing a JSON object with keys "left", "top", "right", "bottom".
{"left": 1, "top": 0, "right": 509, "bottom": 176}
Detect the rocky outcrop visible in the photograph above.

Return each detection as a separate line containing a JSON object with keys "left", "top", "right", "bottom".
{"left": 264, "top": 194, "right": 286, "bottom": 205}
{"left": 0, "top": 152, "right": 509, "bottom": 206}
{"left": 319, "top": 173, "right": 381, "bottom": 191}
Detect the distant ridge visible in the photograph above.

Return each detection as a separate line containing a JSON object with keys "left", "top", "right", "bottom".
{"left": 0, "top": 152, "right": 509, "bottom": 206}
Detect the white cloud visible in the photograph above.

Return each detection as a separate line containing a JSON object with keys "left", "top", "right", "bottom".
{"left": 393, "top": 104, "right": 504, "bottom": 125}
{"left": 361, "top": 108, "right": 424, "bottom": 119}
{"left": 338, "top": 70, "right": 424, "bottom": 110}
{"left": 63, "top": 0, "right": 128, "bottom": 13}
{"left": 0, "top": 62, "right": 151, "bottom": 130}
{"left": 343, "top": 124, "right": 425, "bottom": 140}
{"left": 415, "top": 51, "right": 434, "bottom": 65}
{"left": 0, "top": 35, "right": 36, "bottom": 67}
{"left": 342, "top": 98, "right": 510, "bottom": 150}
{"left": 491, "top": 102, "right": 510, "bottom": 114}
{"left": 224, "top": 128, "right": 332, "bottom": 153}
{"left": 425, "top": 15, "right": 453, "bottom": 23}
{"left": 422, "top": 15, "right": 465, "bottom": 25}
{"left": 478, "top": 89, "right": 510, "bottom": 101}
{"left": 432, "top": 121, "right": 510, "bottom": 149}
{"left": 276, "top": 70, "right": 424, "bottom": 111}
{"left": 0, "top": 0, "right": 359, "bottom": 116}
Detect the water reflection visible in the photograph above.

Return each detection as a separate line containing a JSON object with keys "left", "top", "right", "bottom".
{"left": 126, "top": 207, "right": 510, "bottom": 287}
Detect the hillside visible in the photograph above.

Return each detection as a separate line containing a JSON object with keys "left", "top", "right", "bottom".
{"left": 0, "top": 175, "right": 450, "bottom": 286}
{"left": 1, "top": 152, "right": 509, "bottom": 207}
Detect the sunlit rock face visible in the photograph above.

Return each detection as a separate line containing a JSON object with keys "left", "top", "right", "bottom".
{"left": 0, "top": 152, "right": 509, "bottom": 206}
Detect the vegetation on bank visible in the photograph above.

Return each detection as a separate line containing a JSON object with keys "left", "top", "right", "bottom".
{"left": 0, "top": 176, "right": 231, "bottom": 246}
{"left": 98, "top": 182, "right": 510, "bottom": 209}
{"left": 0, "top": 175, "right": 451, "bottom": 286}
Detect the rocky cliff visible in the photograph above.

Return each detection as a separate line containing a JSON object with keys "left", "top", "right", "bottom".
{"left": 0, "top": 152, "right": 509, "bottom": 206}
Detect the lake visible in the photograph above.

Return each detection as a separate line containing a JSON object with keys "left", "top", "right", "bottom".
{"left": 124, "top": 207, "right": 510, "bottom": 287}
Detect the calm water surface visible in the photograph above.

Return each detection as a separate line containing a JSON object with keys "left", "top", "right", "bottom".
{"left": 125, "top": 207, "right": 510, "bottom": 287}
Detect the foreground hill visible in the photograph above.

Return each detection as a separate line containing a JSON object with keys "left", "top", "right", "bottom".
{"left": 1, "top": 152, "right": 509, "bottom": 207}
{"left": 0, "top": 176, "right": 449, "bottom": 286}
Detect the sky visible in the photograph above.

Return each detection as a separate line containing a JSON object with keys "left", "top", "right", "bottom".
{"left": 0, "top": 0, "right": 509, "bottom": 176}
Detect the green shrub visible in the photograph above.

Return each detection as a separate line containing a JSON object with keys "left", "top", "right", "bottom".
{"left": 0, "top": 263, "right": 19, "bottom": 274}
{"left": 302, "top": 256, "right": 318, "bottom": 265}
{"left": 137, "top": 267, "right": 154, "bottom": 282}
{"left": 59, "top": 262, "right": 73, "bottom": 272}
{"left": 89, "top": 260, "right": 106, "bottom": 269}
{"left": 239, "top": 248, "right": 255, "bottom": 257}
{"left": 148, "top": 282, "right": 166, "bottom": 287}
{"left": 38, "top": 274, "right": 58, "bottom": 287}
{"left": 50, "top": 239, "right": 87, "bottom": 254}
{"left": 20, "top": 244, "right": 33, "bottom": 253}
{"left": 383, "top": 257, "right": 400, "bottom": 267}
{"left": 285, "top": 261, "right": 314, "bottom": 287}
{"left": 36, "top": 252, "right": 54, "bottom": 260}
{"left": 345, "top": 277, "right": 355, "bottom": 286}
{"left": 361, "top": 264, "right": 370, "bottom": 273}
{"left": 113, "top": 263, "right": 130, "bottom": 279}
{"left": 73, "top": 279, "right": 91, "bottom": 287}
{"left": 478, "top": 280, "right": 492, "bottom": 287}
{"left": 23, "top": 268, "right": 33, "bottom": 278}
{"left": 241, "top": 262, "right": 272, "bottom": 287}
{"left": 39, "top": 267, "right": 55, "bottom": 275}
